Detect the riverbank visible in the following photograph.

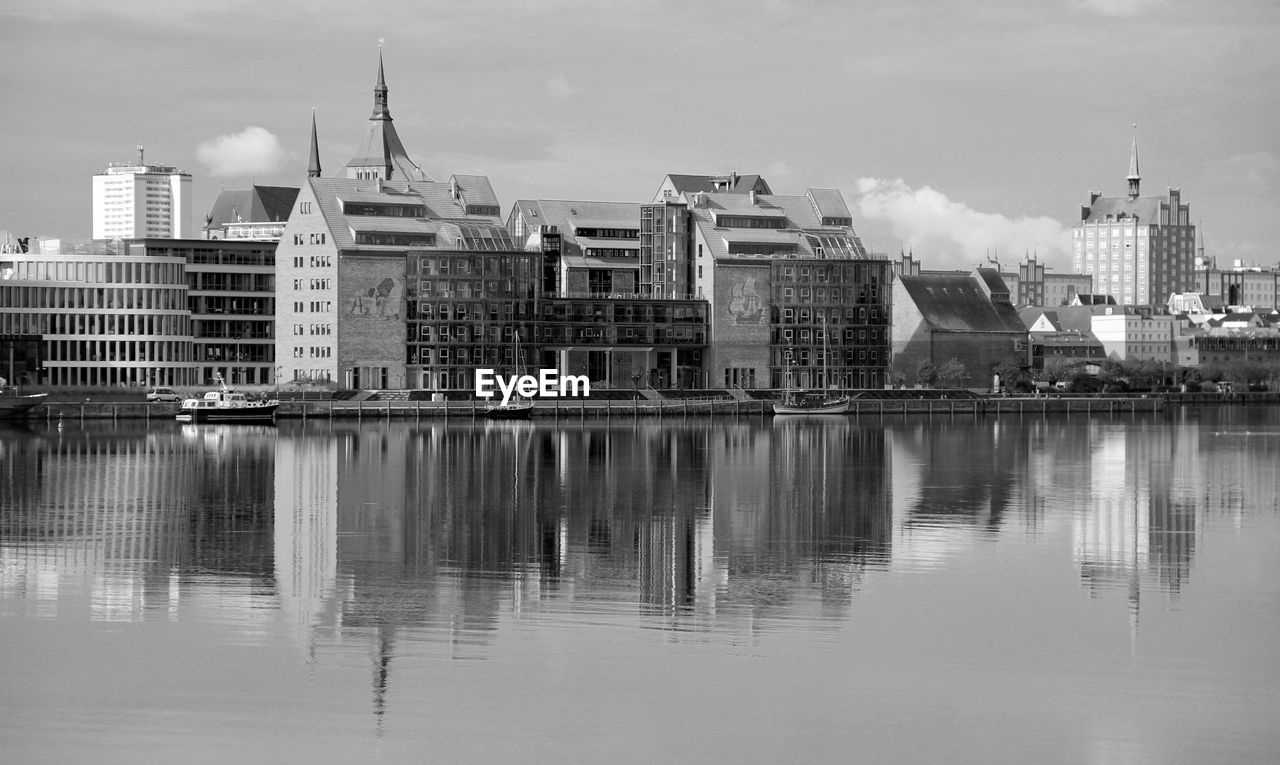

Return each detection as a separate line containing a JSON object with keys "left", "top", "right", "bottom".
{"left": 18, "top": 389, "right": 1279, "bottom": 422}
{"left": 18, "top": 394, "right": 1187, "bottom": 421}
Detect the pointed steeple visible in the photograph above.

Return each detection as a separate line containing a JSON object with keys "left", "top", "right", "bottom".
{"left": 345, "top": 44, "right": 430, "bottom": 182}
{"left": 372, "top": 46, "right": 390, "bottom": 120}
{"left": 1127, "top": 123, "right": 1141, "bottom": 199}
{"left": 307, "top": 109, "right": 322, "bottom": 178}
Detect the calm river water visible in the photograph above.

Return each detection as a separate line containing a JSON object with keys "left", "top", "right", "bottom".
{"left": 1, "top": 408, "right": 1278, "bottom": 764}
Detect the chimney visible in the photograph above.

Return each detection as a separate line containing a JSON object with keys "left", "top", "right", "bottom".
{"left": 1090, "top": 191, "right": 1102, "bottom": 205}
{"left": 749, "top": 190, "right": 756, "bottom": 205}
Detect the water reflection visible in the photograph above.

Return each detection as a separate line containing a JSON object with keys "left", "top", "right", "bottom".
{"left": 270, "top": 419, "right": 895, "bottom": 662}
{"left": 0, "top": 420, "right": 275, "bottom": 623}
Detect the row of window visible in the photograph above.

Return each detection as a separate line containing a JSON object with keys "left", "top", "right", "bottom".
{"left": 408, "top": 255, "right": 536, "bottom": 276}
{"left": 3, "top": 260, "right": 186, "bottom": 285}
{"left": 290, "top": 346, "right": 333, "bottom": 358}
{"left": 773, "top": 327, "right": 883, "bottom": 343}
{"left": 0, "top": 285, "right": 187, "bottom": 311}
{"left": 0, "top": 311, "right": 190, "bottom": 336}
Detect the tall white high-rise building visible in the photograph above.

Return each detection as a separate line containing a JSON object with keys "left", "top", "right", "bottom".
{"left": 1072, "top": 128, "right": 1195, "bottom": 306}
{"left": 92, "top": 146, "right": 192, "bottom": 239}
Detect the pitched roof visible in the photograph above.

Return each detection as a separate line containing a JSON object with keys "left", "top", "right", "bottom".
{"left": 806, "top": 188, "right": 852, "bottom": 221}
{"left": 1081, "top": 195, "right": 1162, "bottom": 223}
{"left": 308, "top": 176, "right": 506, "bottom": 251}
{"left": 663, "top": 173, "right": 771, "bottom": 196}
{"left": 897, "top": 273, "right": 1028, "bottom": 334}
{"left": 509, "top": 199, "right": 642, "bottom": 258}
{"left": 689, "top": 191, "right": 870, "bottom": 260}
{"left": 207, "top": 185, "right": 299, "bottom": 227}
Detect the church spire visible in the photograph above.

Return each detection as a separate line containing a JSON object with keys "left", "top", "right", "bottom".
{"left": 372, "top": 43, "right": 390, "bottom": 120}
{"left": 307, "top": 109, "right": 322, "bottom": 178}
{"left": 345, "top": 44, "right": 430, "bottom": 182}
{"left": 1127, "top": 123, "right": 1141, "bottom": 198}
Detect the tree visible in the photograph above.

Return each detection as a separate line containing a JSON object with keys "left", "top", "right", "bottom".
{"left": 936, "top": 358, "right": 968, "bottom": 389}
{"left": 1043, "top": 358, "right": 1084, "bottom": 386}
{"left": 915, "top": 360, "right": 937, "bottom": 388}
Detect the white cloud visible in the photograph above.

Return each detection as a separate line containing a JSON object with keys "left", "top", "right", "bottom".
{"left": 545, "top": 74, "right": 579, "bottom": 102}
{"left": 1077, "top": 0, "right": 1167, "bottom": 18}
{"left": 195, "top": 126, "right": 289, "bottom": 178}
{"left": 855, "top": 178, "right": 1072, "bottom": 270}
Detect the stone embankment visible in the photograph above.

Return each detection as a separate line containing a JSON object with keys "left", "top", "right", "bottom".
{"left": 22, "top": 393, "right": 1220, "bottom": 421}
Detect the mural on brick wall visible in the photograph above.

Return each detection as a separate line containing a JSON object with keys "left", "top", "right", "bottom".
{"left": 348, "top": 276, "right": 404, "bottom": 320}
{"left": 727, "top": 276, "right": 766, "bottom": 325}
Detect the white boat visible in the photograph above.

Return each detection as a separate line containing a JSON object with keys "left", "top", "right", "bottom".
{"left": 0, "top": 384, "right": 46, "bottom": 420}
{"left": 178, "top": 374, "right": 279, "bottom": 423}
{"left": 773, "top": 391, "right": 851, "bottom": 415}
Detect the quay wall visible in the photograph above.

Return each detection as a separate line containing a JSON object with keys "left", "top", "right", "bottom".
{"left": 22, "top": 395, "right": 1190, "bottom": 421}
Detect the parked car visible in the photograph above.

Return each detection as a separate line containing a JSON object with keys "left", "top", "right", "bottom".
{"left": 146, "top": 387, "right": 181, "bottom": 402}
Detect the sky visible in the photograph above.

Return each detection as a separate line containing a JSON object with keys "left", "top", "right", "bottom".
{"left": 1, "top": 0, "right": 1277, "bottom": 275}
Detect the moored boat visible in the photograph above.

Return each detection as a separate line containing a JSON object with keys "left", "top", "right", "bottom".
{"left": 772, "top": 392, "right": 851, "bottom": 415}
{"left": 772, "top": 318, "right": 849, "bottom": 415}
{"left": 178, "top": 375, "right": 279, "bottom": 423}
{"left": 481, "top": 399, "right": 534, "bottom": 420}
{"left": 0, "top": 385, "right": 47, "bottom": 420}
{"left": 480, "top": 328, "right": 534, "bottom": 420}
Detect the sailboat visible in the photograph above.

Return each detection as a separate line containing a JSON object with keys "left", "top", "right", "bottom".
{"left": 481, "top": 327, "right": 535, "bottom": 420}
{"left": 773, "top": 318, "right": 850, "bottom": 415}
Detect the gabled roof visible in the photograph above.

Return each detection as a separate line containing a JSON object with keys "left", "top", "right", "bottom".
{"left": 661, "top": 173, "right": 771, "bottom": 196}
{"left": 897, "top": 273, "right": 1028, "bottom": 334}
{"left": 689, "top": 190, "right": 871, "bottom": 260}
{"left": 509, "top": 200, "right": 643, "bottom": 257}
{"left": 307, "top": 176, "right": 507, "bottom": 252}
{"left": 1081, "top": 195, "right": 1163, "bottom": 223}
{"left": 207, "top": 185, "right": 299, "bottom": 227}
{"left": 1019, "top": 307, "right": 1063, "bottom": 331}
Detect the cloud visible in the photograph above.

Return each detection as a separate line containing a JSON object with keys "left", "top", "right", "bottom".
{"left": 855, "top": 178, "right": 1072, "bottom": 269}
{"left": 195, "top": 126, "right": 290, "bottom": 178}
{"left": 1076, "top": 0, "right": 1167, "bottom": 18}
{"left": 545, "top": 75, "right": 579, "bottom": 102}
{"left": 1205, "top": 152, "right": 1280, "bottom": 194}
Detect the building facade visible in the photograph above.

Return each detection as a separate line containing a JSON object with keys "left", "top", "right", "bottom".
{"left": 1073, "top": 131, "right": 1195, "bottom": 306}
{"left": 274, "top": 55, "right": 539, "bottom": 391}
{"left": 0, "top": 240, "right": 193, "bottom": 386}
{"left": 682, "top": 186, "right": 891, "bottom": 389}
{"left": 891, "top": 269, "right": 1029, "bottom": 385}
{"left": 1193, "top": 261, "right": 1280, "bottom": 310}
{"left": 92, "top": 146, "right": 193, "bottom": 240}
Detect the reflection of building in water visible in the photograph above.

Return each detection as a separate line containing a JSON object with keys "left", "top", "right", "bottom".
{"left": 902, "top": 419, "right": 1028, "bottom": 530}
{"left": 0, "top": 424, "right": 276, "bottom": 622}
{"left": 273, "top": 431, "right": 340, "bottom": 657}
{"left": 718, "top": 419, "right": 892, "bottom": 618}
{"left": 260, "top": 419, "right": 894, "bottom": 725}
{"left": 1074, "top": 422, "right": 1200, "bottom": 643}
